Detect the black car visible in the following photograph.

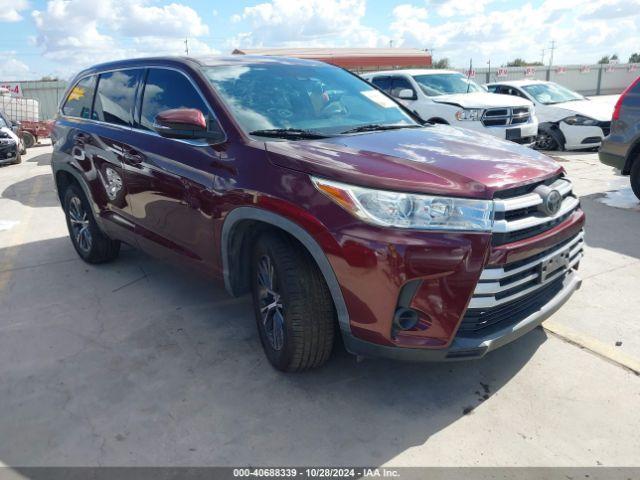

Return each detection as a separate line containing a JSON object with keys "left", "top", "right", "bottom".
{"left": 0, "top": 111, "right": 21, "bottom": 165}
{"left": 599, "top": 76, "right": 640, "bottom": 199}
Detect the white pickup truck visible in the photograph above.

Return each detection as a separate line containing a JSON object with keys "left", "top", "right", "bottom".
{"left": 362, "top": 69, "right": 539, "bottom": 146}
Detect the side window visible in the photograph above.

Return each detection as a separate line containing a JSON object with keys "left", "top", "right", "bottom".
{"left": 62, "top": 75, "right": 97, "bottom": 119}
{"left": 486, "top": 85, "right": 500, "bottom": 93}
{"left": 93, "top": 70, "right": 143, "bottom": 126}
{"left": 139, "top": 68, "right": 216, "bottom": 133}
{"left": 370, "top": 76, "right": 391, "bottom": 93}
{"left": 390, "top": 77, "right": 416, "bottom": 98}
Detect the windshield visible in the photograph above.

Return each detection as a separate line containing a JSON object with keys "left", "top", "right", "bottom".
{"left": 412, "top": 73, "right": 483, "bottom": 96}
{"left": 521, "top": 83, "right": 584, "bottom": 104}
{"left": 0, "top": 117, "right": 7, "bottom": 129}
{"left": 203, "top": 63, "right": 418, "bottom": 137}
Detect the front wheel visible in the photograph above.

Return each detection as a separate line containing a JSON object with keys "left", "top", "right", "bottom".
{"left": 63, "top": 184, "right": 120, "bottom": 263}
{"left": 251, "top": 232, "right": 336, "bottom": 372}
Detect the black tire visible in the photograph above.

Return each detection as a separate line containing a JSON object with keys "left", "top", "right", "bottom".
{"left": 22, "top": 132, "right": 35, "bottom": 149}
{"left": 534, "top": 125, "right": 563, "bottom": 151}
{"left": 251, "top": 232, "right": 335, "bottom": 372}
{"left": 63, "top": 184, "right": 120, "bottom": 263}
{"left": 12, "top": 152, "right": 22, "bottom": 165}
{"left": 631, "top": 158, "right": 640, "bottom": 201}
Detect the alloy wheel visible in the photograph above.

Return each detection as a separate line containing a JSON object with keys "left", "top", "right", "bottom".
{"left": 535, "top": 132, "right": 558, "bottom": 151}
{"left": 257, "top": 254, "right": 285, "bottom": 351}
{"left": 68, "top": 196, "right": 92, "bottom": 253}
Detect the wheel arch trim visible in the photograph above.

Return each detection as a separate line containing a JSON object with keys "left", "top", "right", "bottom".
{"left": 221, "top": 206, "right": 351, "bottom": 334}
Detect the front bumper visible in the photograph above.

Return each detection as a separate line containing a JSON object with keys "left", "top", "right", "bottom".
{"left": 0, "top": 142, "right": 18, "bottom": 164}
{"left": 343, "top": 271, "right": 581, "bottom": 361}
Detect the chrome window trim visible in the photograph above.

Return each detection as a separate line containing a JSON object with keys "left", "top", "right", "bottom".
{"left": 58, "top": 64, "right": 227, "bottom": 146}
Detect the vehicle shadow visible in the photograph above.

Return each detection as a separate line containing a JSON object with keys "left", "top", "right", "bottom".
{"left": 1, "top": 173, "right": 59, "bottom": 208}
{"left": 26, "top": 153, "right": 52, "bottom": 167}
{"left": 580, "top": 191, "right": 640, "bottom": 260}
{"left": 0, "top": 236, "right": 546, "bottom": 467}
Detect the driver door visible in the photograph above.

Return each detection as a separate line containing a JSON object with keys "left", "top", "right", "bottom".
{"left": 123, "top": 67, "right": 228, "bottom": 268}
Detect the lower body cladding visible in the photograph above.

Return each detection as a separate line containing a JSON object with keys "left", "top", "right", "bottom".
{"left": 339, "top": 223, "right": 585, "bottom": 362}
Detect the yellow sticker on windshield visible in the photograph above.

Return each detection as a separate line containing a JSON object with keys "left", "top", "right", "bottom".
{"left": 361, "top": 90, "right": 397, "bottom": 108}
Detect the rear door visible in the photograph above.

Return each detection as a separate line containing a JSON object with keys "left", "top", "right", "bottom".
{"left": 123, "top": 67, "right": 226, "bottom": 268}
{"left": 86, "top": 69, "right": 145, "bottom": 240}
{"left": 56, "top": 74, "right": 137, "bottom": 242}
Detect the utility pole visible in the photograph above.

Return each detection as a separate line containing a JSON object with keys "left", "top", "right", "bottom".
{"left": 548, "top": 40, "right": 556, "bottom": 68}
{"left": 184, "top": 38, "right": 189, "bottom": 55}
{"left": 389, "top": 40, "right": 393, "bottom": 48}
{"left": 540, "top": 48, "right": 546, "bottom": 65}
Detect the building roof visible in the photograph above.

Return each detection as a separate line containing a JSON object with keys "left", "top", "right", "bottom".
{"left": 232, "top": 48, "right": 432, "bottom": 69}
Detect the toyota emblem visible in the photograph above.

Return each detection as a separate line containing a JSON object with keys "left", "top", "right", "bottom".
{"left": 534, "top": 185, "right": 563, "bottom": 216}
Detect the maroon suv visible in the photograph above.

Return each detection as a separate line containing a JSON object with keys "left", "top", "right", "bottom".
{"left": 51, "top": 56, "right": 585, "bottom": 371}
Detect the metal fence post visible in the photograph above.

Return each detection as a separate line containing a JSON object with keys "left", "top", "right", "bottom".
{"left": 596, "top": 66, "right": 603, "bottom": 95}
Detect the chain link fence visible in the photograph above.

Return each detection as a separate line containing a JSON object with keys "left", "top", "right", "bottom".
{"left": 457, "top": 63, "right": 640, "bottom": 95}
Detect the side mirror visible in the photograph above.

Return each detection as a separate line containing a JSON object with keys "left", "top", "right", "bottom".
{"left": 396, "top": 89, "right": 416, "bottom": 100}
{"left": 154, "top": 108, "right": 223, "bottom": 142}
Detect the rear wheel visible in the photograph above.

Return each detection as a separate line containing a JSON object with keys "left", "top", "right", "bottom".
{"left": 631, "top": 158, "right": 640, "bottom": 200}
{"left": 251, "top": 232, "right": 335, "bottom": 372}
{"left": 22, "top": 132, "right": 35, "bottom": 149}
{"left": 63, "top": 184, "right": 120, "bottom": 263}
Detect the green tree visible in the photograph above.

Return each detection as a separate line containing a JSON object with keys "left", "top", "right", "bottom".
{"left": 598, "top": 55, "right": 610, "bottom": 64}
{"left": 506, "top": 58, "right": 543, "bottom": 67}
{"left": 630, "top": 53, "right": 640, "bottom": 63}
{"left": 433, "top": 58, "right": 450, "bottom": 69}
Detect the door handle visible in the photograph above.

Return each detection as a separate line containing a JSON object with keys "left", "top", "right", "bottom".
{"left": 123, "top": 147, "right": 145, "bottom": 166}
{"left": 74, "top": 132, "right": 91, "bottom": 145}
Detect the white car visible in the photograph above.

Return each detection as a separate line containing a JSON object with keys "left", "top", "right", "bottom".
{"left": 486, "top": 80, "right": 613, "bottom": 151}
{"left": 362, "top": 69, "right": 539, "bottom": 146}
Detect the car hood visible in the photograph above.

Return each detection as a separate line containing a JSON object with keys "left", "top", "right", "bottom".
{"left": 265, "top": 125, "right": 562, "bottom": 199}
{"left": 541, "top": 99, "right": 613, "bottom": 122}
{"left": 0, "top": 126, "right": 19, "bottom": 143}
{"left": 432, "top": 92, "right": 532, "bottom": 109}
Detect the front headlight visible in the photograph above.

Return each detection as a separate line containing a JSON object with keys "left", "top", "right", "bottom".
{"left": 455, "top": 108, "right": 483, "bottom": 121}
{"left": 312, "top": 177, "right": 494, "bottom": 231}
{"left": 563, "top": 115, "right": 598, "bottom": 126}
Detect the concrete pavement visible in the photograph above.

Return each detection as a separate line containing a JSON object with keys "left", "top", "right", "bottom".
{"left": 0, "top": 142, "right": 639, "bottom": 467}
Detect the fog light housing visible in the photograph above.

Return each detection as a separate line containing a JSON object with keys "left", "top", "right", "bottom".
{"left": 393, "top": 307, "right": 420, "bottom": 331}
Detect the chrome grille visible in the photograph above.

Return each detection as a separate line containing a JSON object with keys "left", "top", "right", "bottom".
{"left": 492, "top": 176, "right": 580, "bottom": 245}
{"left": 481, "top": 106, "right": 531, "bottom": 127}
{"left": 468, "top": 230, "right": 584, "bottom": 310}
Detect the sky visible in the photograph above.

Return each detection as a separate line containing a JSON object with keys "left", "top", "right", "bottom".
{"left": 0, "top": 0, "right": 639, "bottom": 81}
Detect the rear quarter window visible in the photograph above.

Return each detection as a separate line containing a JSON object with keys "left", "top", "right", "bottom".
{"left": 62, "top": 76, "right": 97, "bottom": 119}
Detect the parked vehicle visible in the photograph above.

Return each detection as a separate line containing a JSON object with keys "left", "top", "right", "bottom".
{"left": 0, "top": 113, "right": 21, "bottom": 165}
{"left": 0, "top": 87, "right": 52, "bottom": 148}
{"left": 486, "top": 80, "right": 613, "bottom": 151}
{"left": 362, "top": 69, "right": 539, "bottom": 145}
{"left": 51, "top": 56, "right": 584, "bottom": 371}
{"left": 0, "top": 109, "right": 25, "bottom": 154}
{"left": 599, "top": 76, "right": 640, "bottom": 199}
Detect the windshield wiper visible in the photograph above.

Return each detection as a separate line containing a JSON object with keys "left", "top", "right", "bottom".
{"left": 249, "top": 128, "right": 328, "bottom": 139}
{"left": 340, "top": 124, "right": 422, "bottom": 134}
